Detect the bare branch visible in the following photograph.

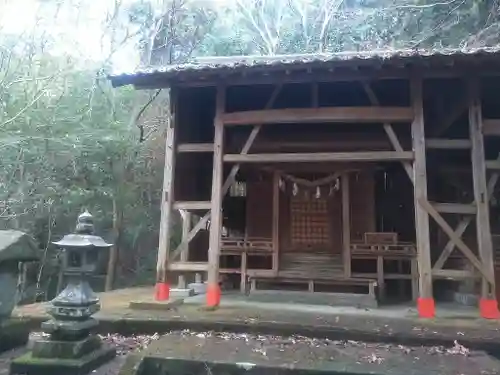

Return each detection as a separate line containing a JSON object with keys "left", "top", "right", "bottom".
{"left": 0, "top": 89, "right": 47, "bottom": 127}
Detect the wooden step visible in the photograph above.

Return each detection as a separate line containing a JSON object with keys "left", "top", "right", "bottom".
{"left": 280, "top": 252, "right": 344, "bottom": 279}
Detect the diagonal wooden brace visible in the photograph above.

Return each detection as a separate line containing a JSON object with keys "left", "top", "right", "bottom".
{"left": 419, "top": 198, "right": 494, "bottom": 285}
{"left": 433, "top": 152, "right": 500, "bottom": 270}
{"left": 362, "top": 82, "right": 413, "bottom": 182}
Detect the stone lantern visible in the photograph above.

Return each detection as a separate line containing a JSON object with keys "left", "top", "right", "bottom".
{"left": 0, "top": 230, "right": 39, "bottom": 352}
{"left": 11, "top": 211, "right": 115, "bottom": 375}
{"left": 47, "top": 210, "right": 112, "bottom": 329}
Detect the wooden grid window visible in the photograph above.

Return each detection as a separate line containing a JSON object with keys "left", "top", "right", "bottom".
{"left": 290, "top": 195, "right": 329, "bottom": 246}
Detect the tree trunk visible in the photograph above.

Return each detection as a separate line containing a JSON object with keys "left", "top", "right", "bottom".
{"left": 105, "top": 197, "right": 120, "bottom": 291}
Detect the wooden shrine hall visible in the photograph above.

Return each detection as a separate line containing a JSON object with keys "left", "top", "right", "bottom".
{"left": 109, "top": 48, "right": 500, "bottom": 319}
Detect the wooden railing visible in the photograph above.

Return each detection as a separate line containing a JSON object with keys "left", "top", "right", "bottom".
{"left": 220, "top": 237, "right": 273, "bottom": 253}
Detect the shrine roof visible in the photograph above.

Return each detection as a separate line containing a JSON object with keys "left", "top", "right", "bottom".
{"left": 109, "top": 46, "right": 500, "bottom": 88}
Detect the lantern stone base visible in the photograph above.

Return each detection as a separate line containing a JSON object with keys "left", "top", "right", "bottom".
{"left": 10, "top": 344, "right": 115, "bottom": 375}
{"left": 31, "top": 335, "right": 101, "bottom": 359}
{"left": 11, "top": 318, "right": 115, "bottom": 375}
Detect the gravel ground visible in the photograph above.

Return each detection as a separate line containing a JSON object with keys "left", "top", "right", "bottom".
{"left": 2, "top": 331, "right": 499, "bottom": 375}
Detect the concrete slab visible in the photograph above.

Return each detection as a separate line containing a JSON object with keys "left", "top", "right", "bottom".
{"left": 118, "top": 331, "right": 500, "bottom": 375}
{"left": 129, "top": 297, "right": 183, "bottom": 311}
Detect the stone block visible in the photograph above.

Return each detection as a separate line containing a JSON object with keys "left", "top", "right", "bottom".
{"left": 170, "top": 288, "right": 195, "bottom": 298}
{"left": 188, "top": 282, "right": 206, "bottom": 295}
{"left": 31, "top": 335, "right": 101, "bottom": 359}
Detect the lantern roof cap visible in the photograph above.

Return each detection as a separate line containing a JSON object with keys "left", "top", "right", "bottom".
{"left": 52, "top": 210, "right": 112, "bottom": 248}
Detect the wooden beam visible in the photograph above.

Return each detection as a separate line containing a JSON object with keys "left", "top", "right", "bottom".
{"left": 178, "top": 210, "right": 191, "bottom": 288}
{"left": 272, "top": 171, "right": 280, "bottom": 276}
{"left": 342, "top": 172, "right": 351, "bottom": 277}
{"left": 432, "top": 269, "right": 479, "bottom": 280}
{"left": 483, "top": 119, "right": 500, "bottom": 136}
{"left": 207, "top": 85, "right": 225, "bottom": 306}
{"left": 224, "top": 151, "right": 413, "bottom": 163}
{"left": 418, "top": 198, "right": 493, "bottom": 284}
{"left": 468, "top": 77, "right": 496, "bottom": 298}
{"left": 426, "top": 139, "right": 471, "bottom": 149}
{"left": 156, "top": 89, "right": 178, "bottom": 285}
{"left": 432, "top": 202, "right": 476, "bottom": 215}
{"left": 410, "top": 76, "right": 433, "bottom": 305}
{"left": 246, "top": 139, "right": 396, "bottom": 152}
{"left": 486, "top": 160, "right": 500, "bottom": 170}
{"left": 180, "top": 212, "right": 191, "bottom": 256}
{"left": 222, "top": 107, "right": 414, "bottom": 126}
{"left": 177, "top": 143, "right": 213, "bottom": 153}
{"left": 169, "top": 262, "right": 209, "bottom": 272}
{"left": 135, "top": 67, "right": 413, "bottom": 89}
{"left": 173, "top": 201, "right": 211, "bottom": 210}
{"left": 362, "top": 82, "right": 413, "bottom": 182}
{"left": 240, "top": 251, "right": 247, "bottom": 293}
{"left": 170, "top": 85, "right": 283, "bottom": 260}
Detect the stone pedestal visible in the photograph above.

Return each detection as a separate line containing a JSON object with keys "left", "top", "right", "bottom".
{"left": 11, "top": 345, "right": 115, "bottom": 375}
{"left": 11, "top": 316, "right": 115, "bottom": 375}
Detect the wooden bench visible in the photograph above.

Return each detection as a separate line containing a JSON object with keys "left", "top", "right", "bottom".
{"left": 248, "top": 275, "right": 377, "bottom": 298}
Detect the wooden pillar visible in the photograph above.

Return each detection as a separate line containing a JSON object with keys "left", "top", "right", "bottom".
{"left": 411, "top": 76, "right": 434, "bottom": 318}
{"left": 178, "top": 210, "right": 191, "bottom": 289}
{"left": 240, "top": 251, "right": 247, "bottom": 293}
{"left": 155, "top": 89, "right": 178, "bottom": 301}
{"left": 272, "top": 171, "right": 280, "bottom": 275}
{"left": 207, "top": 85, "right": 225, "bottom": 308}
{"left": 468, "top": 78, "right": 499, "bottom": 318}
{"left": 342, "top": 172, "right": 351, "bottom": 277}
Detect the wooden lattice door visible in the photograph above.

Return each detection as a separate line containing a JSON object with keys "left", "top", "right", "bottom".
{"left": 290, "top": 194, "right": 330, "bottom": 249}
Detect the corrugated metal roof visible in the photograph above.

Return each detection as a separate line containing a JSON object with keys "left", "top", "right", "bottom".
{"left": 108, "top": 47, "right": 500, "bottom": 87}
